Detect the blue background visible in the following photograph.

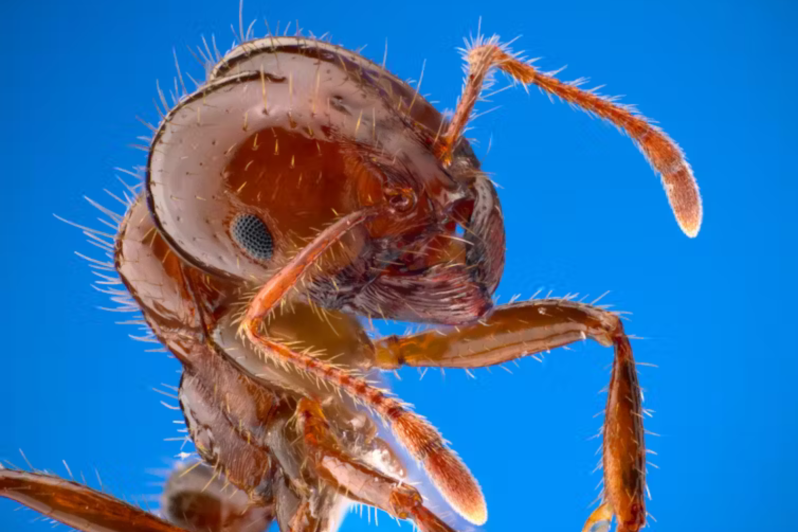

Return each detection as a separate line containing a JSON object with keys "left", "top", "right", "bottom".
{"left": 1, "top": 1, "right": 796, "bottom": 531}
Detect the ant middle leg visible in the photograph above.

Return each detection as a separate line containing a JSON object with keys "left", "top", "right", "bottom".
{"left": 372, "top": 299, "right": 648, "bottom": 532}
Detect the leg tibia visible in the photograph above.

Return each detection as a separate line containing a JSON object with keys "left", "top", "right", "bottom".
{"left": 603, "top": 335, "right": 646, "bottom": 532}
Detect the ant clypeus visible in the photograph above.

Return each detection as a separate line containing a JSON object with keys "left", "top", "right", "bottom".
{"left": 0, "top": 16, "right": 702, "bottom": 532}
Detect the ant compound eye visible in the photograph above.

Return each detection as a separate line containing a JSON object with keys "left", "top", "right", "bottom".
{"left": 231, "top": 214, "right": 274, "bottom": 262}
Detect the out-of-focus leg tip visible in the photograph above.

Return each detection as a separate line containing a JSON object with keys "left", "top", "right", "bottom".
{"left": 673, "top": 188, "right": 703, "bottom": 238}
{"left": 582, "top": 502, "right": 614, "bottom": 532}
{"left": 680, "top": 217, "right": 702, "bottom": 238}
{"left": 464, "top": 504, "right": 488, "bottom": 526}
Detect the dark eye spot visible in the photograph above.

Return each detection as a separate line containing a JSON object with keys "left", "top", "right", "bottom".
{"left": 231, "top": 214, "right": 274, "bottom": 261}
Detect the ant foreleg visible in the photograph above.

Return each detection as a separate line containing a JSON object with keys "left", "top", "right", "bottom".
{"left": 295, "top": 398, "right": 457, "bottom": 532}
{"left": 373, "top": 299, "right": 647, "bottom": 532}
{"left": 0, "top": 469, "right": 186, "bottom": 532}
{"left": 238, "top": 210, "right": 487, "bottom": 525}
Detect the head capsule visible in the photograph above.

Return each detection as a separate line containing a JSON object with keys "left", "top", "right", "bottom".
{"left": 146, "top": 38, "right": 504, "bottom": 324}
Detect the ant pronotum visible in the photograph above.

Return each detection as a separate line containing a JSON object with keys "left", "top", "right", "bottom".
{"left": 0, "top": 16, "right": 702, "bottom": 532}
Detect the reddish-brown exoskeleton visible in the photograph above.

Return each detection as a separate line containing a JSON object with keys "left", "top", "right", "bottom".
{"left": 0, "top": 24, "right": 702, "bottom": 532}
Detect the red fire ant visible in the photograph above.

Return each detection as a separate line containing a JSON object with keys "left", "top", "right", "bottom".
{"left": 0, "top": 19, "right": 701, "bottom": 532}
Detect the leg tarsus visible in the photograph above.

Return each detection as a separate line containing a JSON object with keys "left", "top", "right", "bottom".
{"left": 603, "top": 333, "right": 647, "bottom": 532}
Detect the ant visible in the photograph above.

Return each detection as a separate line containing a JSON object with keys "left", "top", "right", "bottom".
{"left": 0, "top": 19, "right": 701, "bottom": 532}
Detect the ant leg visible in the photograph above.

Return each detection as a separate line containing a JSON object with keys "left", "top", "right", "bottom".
{"left": 373, "top": 299, "right": 630, "bottom": 369}
{"left": 239, "top": 211, "right": 486, "bottom": 524}
{"left": 437, "top": 35, "right": 702, "bottom": 237}
{"left": 0, "top": 469, "right": 186, "bottom": 532}
{"left": 373, "top": 299, "right": 647, "bottom": 532}
{"left": 295, "top": 398, "right": 457, "bottom": 532}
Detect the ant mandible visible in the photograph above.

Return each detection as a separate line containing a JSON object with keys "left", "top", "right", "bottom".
{"left": 0, "top": 20, "right": 701, "bottom": 532}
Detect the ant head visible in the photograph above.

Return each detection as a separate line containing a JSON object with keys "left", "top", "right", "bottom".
{"left": 146, "top": 38, "right": 504, "bottom": 320}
